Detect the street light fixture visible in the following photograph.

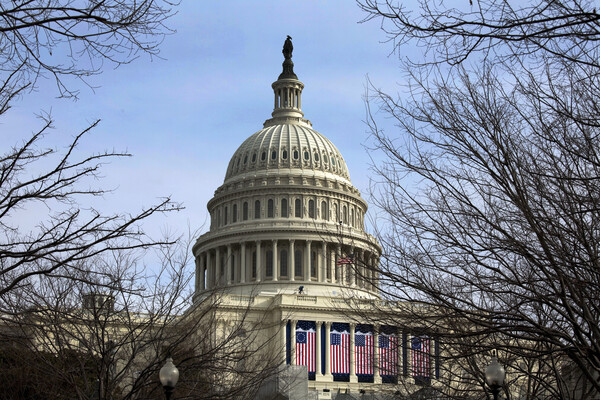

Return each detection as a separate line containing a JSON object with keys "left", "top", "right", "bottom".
{"left": 485, "top": 356, "right": 505, "bottom": 400}
{"left": 159, "top": 357, "right": 179, "bottom": 400}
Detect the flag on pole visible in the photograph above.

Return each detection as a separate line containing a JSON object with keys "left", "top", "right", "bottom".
{"left": 330, "top": 323, "right": 350, "bottom": 374}
{"left": 411, "top": 335, "right": 431, "bottom": 378}
{"left": 379, "top": 332, "right": 398, "bottom": 376}
{"left": 296, "top": 321, "right": 316, "bottom": 373}
{"left": 355, "top": 325, "right": 374, "bottom": 375}
{"left": 336, "top": 254, "right": 354, "bottom": 265}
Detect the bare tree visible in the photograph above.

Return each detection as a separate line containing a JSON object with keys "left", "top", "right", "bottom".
{"left": 358, "top": 0, "right": 600, "bottom": 398}
{"left": 0, "top": 0, "right": 179, "bottom": 307}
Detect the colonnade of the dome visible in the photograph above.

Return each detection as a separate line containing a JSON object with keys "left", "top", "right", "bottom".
{"left": 194, "top": 238, "right": 379, "bottom": 293}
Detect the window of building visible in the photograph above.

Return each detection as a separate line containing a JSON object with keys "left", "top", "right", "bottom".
{"left": 293, "top": 150, "right": 299, "bottom": 160}
{"left": 282, "top": 150, "right": 288, "bottom": 160}
{"left": 231, "top": 255, "right": 235, "bottom": 281}
{"left": 268, "top": 199, "right": 274, "bottom": 218}
{"left": 321, "top": 201, "right": 328, "bottom": 220}
{"left": 327, "top": 253, "right": 331, "bottom": 280}
{"left": 314, "top": 153, "right": 319, "bottom": 162}
{"left": 295, "top": 198, "right": 302, "bottom": 218}
{"left": 281, "top": 198, "right": 288, "bottom": 217}
{"left": 304, "top": 151, "right": 309, "bottom": 160}
{"left": 252, "top": 251, "right": 256, "bottom": 279}
{"left": 280, "top": 250, "right": 288, "bottom": 277}
{"left": 217, "top": 209, "right": 221, "bottom": 227}
{"left": 243, "top": 202, "right": 248, "bottom": 220}
{"left": 311, "top": 251, "right": 317, "bottom": 278}
{"left": 351, "top": 208, "right": 355, "bottom": 227}
{"left": 266, "top": 250, "right": 273, "bottom": 278}
{"left": 243, "top": 154, "right": 248, "bottom": 164}
{"left": 261, "top": 151, "right": 266, "bottom": 161}
{"left": 224, "top": 206, "right": 228, "bottom": 226}
{"left": 271, "top": 150, "right": 277, "bottom": 160}
{"left": 232, "top": 204, "right": 237, "bottom": 223}
{"left": 255, "top": 200, "right": 261, "bottom": 219}
{"left": 308, "top": 199, "right": 315, "bottom": 218}
{"left": 294, "top": 250, "right": 303, "bottom": 277}
{"left": 343, "top": 205, "right": 348, "bottom": 224}
{"left": 252, "top": 153, "right": 257, "bottom": 162}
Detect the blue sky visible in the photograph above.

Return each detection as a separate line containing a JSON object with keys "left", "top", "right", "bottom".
{"left": 4, "top": 1, "right": 409, "bottom": 241}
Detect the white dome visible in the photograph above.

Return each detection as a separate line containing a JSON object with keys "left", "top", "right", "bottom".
{"left": 224, "top": 123, "right": 351, "bottom": 183}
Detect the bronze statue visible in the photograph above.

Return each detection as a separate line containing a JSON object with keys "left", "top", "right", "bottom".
{"left": 283, "top": 35, "right": 293, "bottom": 59}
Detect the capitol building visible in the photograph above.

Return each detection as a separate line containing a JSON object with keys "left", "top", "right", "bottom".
{"left": 189, "top": 38, "right": 439, "bottom": 399}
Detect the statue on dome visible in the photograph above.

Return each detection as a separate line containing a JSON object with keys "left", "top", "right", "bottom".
{"left": 283, "top": 35, "right": 293, "bottom": 59}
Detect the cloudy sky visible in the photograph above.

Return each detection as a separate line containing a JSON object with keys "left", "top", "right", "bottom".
{"left": 4, "top": 1, "right": 410, "bottom": 243}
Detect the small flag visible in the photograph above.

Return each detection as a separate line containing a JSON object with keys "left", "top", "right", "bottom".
{"left": 355, "top": 326, "right": 374, "bottom": 375}
{"left": 330, "top": 323, "right": 350, "bottom": 374}
{"left": 336, "top": 254, "right": 354, "bottom": 265}
{"left": 379, "top": 332, "right": 398, "bottom": 376}
{"left": 296, "top": 321, "right": 316, "bottom": 373}
{"left": 411, "top": 335, "right": 430, "bottom": 378}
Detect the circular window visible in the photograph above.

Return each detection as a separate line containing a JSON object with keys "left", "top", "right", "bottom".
{"left": 261, "top": 151, "right": 266, "bottom": 161}
{"left": 304, "top": 151, "right": 309, "bottom": 160}
{"left": 282, "top": 150, "right": 288, "bottom": 160}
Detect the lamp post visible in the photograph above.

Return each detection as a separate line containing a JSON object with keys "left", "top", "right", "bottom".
{"left": 159, "top": 357, "right": 179, "bottom": 400}
{"left": 485, "top": 356, "right": 505, "bottom": 400}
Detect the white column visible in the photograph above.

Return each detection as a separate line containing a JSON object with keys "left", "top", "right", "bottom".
{"left": 199, "top": 254, "right": 206, "bottom": 290}
{"left": 291, "top": 320, "right": 297, "bottom": 365}
{"left": 330, "top": 248, "right": 336, "bottom": 284}
{"left": 374, "top": 328, "right": 381, "bottom": 383}
{"left": 272, "top": 239, "right": 278, "bottom": 281}
{"left": 316, "top": 321, "right": 322, "bottom": 376}
{"left": 320, "top": 242, "right": 326, "bottom": 282}
{"left": 227, "top": 244, "right": 232, "bottom": 285}
{"left": 206, "top": 251, "right": 212, "bottom": 289}
{"left": 289, "top": 240, "right": 295, "bottom": 281}
{"left": 325, "top": 322, "right": 331, "bottom": 376}
{"left": 240, "top": 242, "right": 246, "bottom": 283}
{"left": 256, "top": 241, "right": 262, "bottom": 282}
{"left": 337, "top": 244, "right": 344, "bottom": 285}
{"left": 304, "top": 241, "right": 311, "bottom": 281}
{"left": 350, "top": 323, "right": 357, "bottom": 381}
{"left": 281, "top": 320, "right": 287, "bottom": 365}
{"left": 350, "top": 247, "right": 356, "bottom": 287}
{"left": 215, "top": 248, "right": 221, "bottom": 286}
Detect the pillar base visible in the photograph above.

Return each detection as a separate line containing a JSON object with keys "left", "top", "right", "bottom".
{"left": 316, "top": 374, "right": 334, "bottom": 383}
{"left": 350, "top": 374, "right": 358, "bottom": 383}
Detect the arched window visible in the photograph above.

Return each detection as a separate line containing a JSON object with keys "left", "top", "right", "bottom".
{"left": 334, "top": 203, "right": 339, "bottom": 223}
{"left": 308, "top": 200, "right": 315, "bottom": 218}
{"left": 351, "top": 208, "right": 355, "bottom": 227}
{"left": 280, "top": 250, "right": 288, "bottom": 277}
{"left": 224, "top": 206, "right": 228, "bottom": 226}
{"left": 252, "top": 251, "right": 256, "bottom": 279}
{"left": 311, "top": 251, "right": 317, "bottom": 278}
{"left": 327, "top": 252, "right": 332, "bottom": 280}
{"left": 255, "top": 200, "right": 261, "bottom": 219}
{"left": 217, "top": 209, "right": 221, "bottom": 227}
{"left": 281, "top": 198, "right": 288, "bottom": 218}
{"left": 343, "top": 205, "right": 348, "bottom": 224}
{"left": 243, "top": 202, "right": 248, "bottom": 221}
{"left": 268, "top": 199, "right": 274, "bottom": 218}
{"left": 230, "top": 254, "right": 235, "bottom": 281}
{"left": 294, "top": 250, "right": 303, "bottom": 278}
{"left": 321, "top": 201, "right": 327, "bottom": 220}
{"left": 266, "top": 250, "right": 273, "bottom": 278}
{"left": 295, "top": 198, "right": 302, "bottom": 218}
{"left": 232, "top": 204, "right": 237, "bottom": 223}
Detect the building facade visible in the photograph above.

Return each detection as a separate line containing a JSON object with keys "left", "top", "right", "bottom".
{"left": 191, "top": 38, "right": 438, "bottom": 398}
